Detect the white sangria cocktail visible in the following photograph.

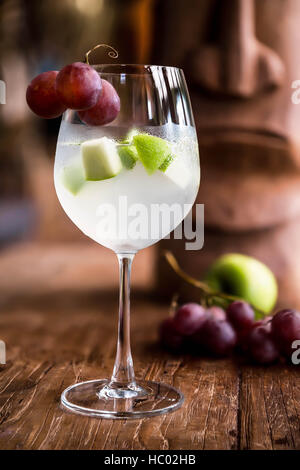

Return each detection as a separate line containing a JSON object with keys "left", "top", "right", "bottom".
{"left": 26, "top": 52, "right": 200, "bottom": 418}
{"left": 54, "top": 121, "right": 200, "bottom": 252}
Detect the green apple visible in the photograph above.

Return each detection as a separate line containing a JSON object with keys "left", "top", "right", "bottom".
{"left": 81, "top": 137, "right": 122, "bottom": 181}
{"left": 205, "top": 254, "right": 278, "bottom": 318}
{"left": 118, "top": 144, "right": 139, "bottom": 169}
{"left": 133, "top": 134, "right": 172, "bottom": 174}
{"left": 62, "top": 162, "right": 85, "bottom": 195}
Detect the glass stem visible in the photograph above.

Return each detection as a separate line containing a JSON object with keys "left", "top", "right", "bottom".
{"left": 110, "top": 253, "right": 136, "bottom": 389}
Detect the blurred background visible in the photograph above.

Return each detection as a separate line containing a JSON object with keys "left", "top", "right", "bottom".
{"left": 1, "top": 0, "right": 300, "bottom": 307}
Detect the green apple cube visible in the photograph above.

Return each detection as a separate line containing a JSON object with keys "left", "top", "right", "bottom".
{"left": 133, "top": 134, "right": 172, "bottom": 174}
{"left": 62, "top": 163, "right": 85, "bottom": 195}
{"left": 81, "top": 137, "right": 122, "bottom": 181}
{"left": 118, "top": 144, "right": 139, "bottom": 169}
{"left": 163, "top": 157, "right": 190, "bottom": 189}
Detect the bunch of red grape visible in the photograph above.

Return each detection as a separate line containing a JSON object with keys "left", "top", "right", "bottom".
{"left": 26, "top": 62, "right": 120, "bottom": 125}
{"left": 159, "top": 301, "right": 300, "bottom": 365}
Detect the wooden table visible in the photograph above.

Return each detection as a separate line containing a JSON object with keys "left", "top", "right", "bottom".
{"left": 0, "top": 242, "right": 299, "bottom": 450}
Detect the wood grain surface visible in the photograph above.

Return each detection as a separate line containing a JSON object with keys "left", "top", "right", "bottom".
{"left": 0, "top": 243, "right": 299, "bottom": 450}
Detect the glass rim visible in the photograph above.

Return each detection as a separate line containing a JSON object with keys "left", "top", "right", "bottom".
{"left": 92, "top": 63, "right": 184, "bottom": 76}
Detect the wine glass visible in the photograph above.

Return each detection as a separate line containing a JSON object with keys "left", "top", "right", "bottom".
{"left": 55, "top": 64, "right": 200, "bottom": 419}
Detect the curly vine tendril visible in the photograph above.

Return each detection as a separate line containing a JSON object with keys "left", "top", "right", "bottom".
{"left": 85, "top": 44, "right": 119, "bottom": 65}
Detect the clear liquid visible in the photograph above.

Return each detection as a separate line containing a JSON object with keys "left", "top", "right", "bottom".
{"left": 54, "top": 121, "right": 200, "bottom": 252}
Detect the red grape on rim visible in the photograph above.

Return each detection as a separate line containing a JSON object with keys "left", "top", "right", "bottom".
{"left": 78, "top": 79, "right": 120, "bottom": 126}
{"left": 26, "top": 71, "right": 66, "bottom": 119}
{"left": 56, "top": 62, "right": 102, "bottom": 110}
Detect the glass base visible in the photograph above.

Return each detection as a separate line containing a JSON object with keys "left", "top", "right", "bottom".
{"left": 61, "top": 379, "right": 184, "bottom": 419}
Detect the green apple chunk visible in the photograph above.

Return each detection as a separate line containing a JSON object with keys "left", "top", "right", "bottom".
{"left": 62, "top": 163, "right": 85, "bottom": 195}
{"left": 159, "top": 154, "right": 174, "bottom": 172}
{"left": 81, "top": 137, "right": 122, "bottom": 181}
{"left": 118, "top": 144, "right": 139, "bottom": 169}
{"left": 133, "top": 134, "right": 172, "bottom": 174}
{"left": 205, "top": 254, "right": 278, "bottom": 317}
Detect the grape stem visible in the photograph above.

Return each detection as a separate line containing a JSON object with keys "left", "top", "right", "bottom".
{"left": 85, "top": 44, "right": 119, "bottom": 65}
{"left": 163, "top": 250, "right": 267, "bottom": 317}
